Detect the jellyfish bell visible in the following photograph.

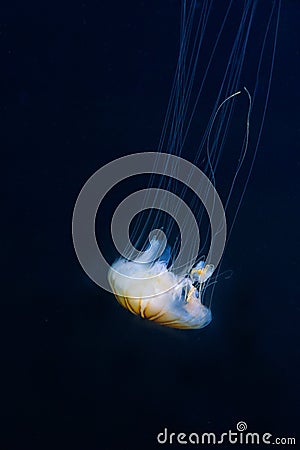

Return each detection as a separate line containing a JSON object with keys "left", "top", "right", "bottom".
{"left": 108, "top": 236, "right": 214, "bottom": 329}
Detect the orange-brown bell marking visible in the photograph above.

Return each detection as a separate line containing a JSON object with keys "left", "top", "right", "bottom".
{"left": 108, "top": 238, "right": 214, "bottom": 330}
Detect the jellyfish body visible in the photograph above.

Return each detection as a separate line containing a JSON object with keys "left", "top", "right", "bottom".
{"left": 108, "top": 237, "right": 214, "bottom": 329}
{"left": 105, "top": 0, "right": 281, "bottom": 330}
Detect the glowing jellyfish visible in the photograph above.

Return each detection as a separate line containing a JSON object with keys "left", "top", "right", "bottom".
{"left": 106, "top": 0, "right": 281, "bottom": 330}
{"left": 108, "top": 236, "right": 214, "bottom": 329}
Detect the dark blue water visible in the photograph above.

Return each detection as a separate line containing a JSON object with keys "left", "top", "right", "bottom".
{"left": 1, "top": 1, "right": 299, "bottom": 449}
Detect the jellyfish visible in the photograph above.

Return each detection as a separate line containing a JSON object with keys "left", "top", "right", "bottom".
{"left": 108, "top": 236, "right": 215, "bottom": 329}
{"left": 105, "top": 0, "right": 281, "bottom": 330}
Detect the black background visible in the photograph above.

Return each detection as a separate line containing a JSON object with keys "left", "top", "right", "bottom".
{"left": 1, "top": 1, "right": 299, "bottom": 449}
